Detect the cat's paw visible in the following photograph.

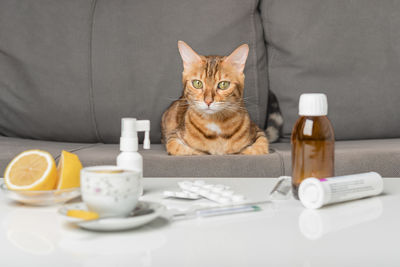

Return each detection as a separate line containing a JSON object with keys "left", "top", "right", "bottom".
{"left": 168, "top": 149, "right": 206, "bottom": 156}
{"left": 166, "top": 139, "right": 205, "bottom": 156}
{"left": 240, "top": 143, "right": 269, "bottom": 155}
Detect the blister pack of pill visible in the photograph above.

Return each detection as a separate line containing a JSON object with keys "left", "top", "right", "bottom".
{"left": 164, "top": 180, "right": 246, "bottom": 204}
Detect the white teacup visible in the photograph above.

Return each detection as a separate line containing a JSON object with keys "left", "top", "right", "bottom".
{"left": 80, "top": 166, "right": 141, "bottom": 217}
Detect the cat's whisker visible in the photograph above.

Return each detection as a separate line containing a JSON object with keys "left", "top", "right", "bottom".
{"left": 242, "top": 99, "right": 257, "bottom": 103}
{"left": 242, "top": 96, "right": 257, "bottom": 101}
{"left": 242, "top": 99, "right": 258, "bottom": 104}
{"left": 163, "top": 97, "right": 185, "bottom": 101}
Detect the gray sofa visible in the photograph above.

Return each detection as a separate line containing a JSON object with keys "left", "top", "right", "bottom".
{"left": 1, "top": 0, "right": 400, "bottom": 177}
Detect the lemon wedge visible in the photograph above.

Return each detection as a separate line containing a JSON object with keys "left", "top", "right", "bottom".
{"left": 67, "top": 210, "right": 99, "bottom": 220}
{"left": 56, "top": 150, "right": 83, "bottom": 190}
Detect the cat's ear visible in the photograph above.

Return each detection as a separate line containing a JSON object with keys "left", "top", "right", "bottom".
{"left": 224, "top": 44, "right": 249, "bottom": 73}
{"left": 178, "top": 41, "right": 202, "bottom": 70}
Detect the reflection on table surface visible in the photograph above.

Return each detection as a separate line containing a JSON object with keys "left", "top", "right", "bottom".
{"left": 298, "top": 197, "right": 383, "bottom": 240}
{"left": 2, "top": 203, "right": 168, "bottom": 267}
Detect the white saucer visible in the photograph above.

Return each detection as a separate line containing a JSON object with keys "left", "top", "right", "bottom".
{"left": 58, "top": 201, "right": 165, "bottom": 231}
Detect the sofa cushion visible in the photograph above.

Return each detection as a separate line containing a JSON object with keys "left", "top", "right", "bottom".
{"left": 1, "top": 137, "right": 400, "bottom": 177}
{"left": 0, "top": 137, "right": 283, "bottom": 178}
{"left": 0, "top": 0, "right": 98, "bottom": 142}
{"left": 260, "top": 0, "right": 400, "bottom": 140}
{"left": 0, "top": 0, "right": 269, "bottom": 144}
{"left": 73, "top": 144, "right": 283, "bottom": 178}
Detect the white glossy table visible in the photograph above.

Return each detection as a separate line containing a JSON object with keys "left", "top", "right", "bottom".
{"left": 0, "top": 178, "right": 399, "bottom": 267}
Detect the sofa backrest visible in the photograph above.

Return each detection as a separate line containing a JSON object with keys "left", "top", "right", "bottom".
{"left": 0, "top": 0, "right": 269, "bottom": 144}
{"left": 3, "top": 0, "right": 399, "bottom": 143}
{"left": 260, "top": 0, "right": 400, "bottom": 140}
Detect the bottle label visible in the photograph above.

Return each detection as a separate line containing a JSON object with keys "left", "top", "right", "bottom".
{"left": 322, "top": 173, "right": 383, "bottom": 203}
{"left": 303, "top": 119, "right": 314, "bottom": 136}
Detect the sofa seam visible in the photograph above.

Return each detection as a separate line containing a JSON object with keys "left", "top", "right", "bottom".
{"left": 260, "top": 0, "right": 278, "bottom": 88}
{"left": 260, "top": 0, "right": 277, "bottom": 65}
{"left": 250, "top": 0, "right": 260, "bottom": 126}
{"left": 259, "top": 0, "right": 281, "bottom": 131}
{"left": 257, "top": 0, "right": 271, "bottom": 130}
{"left": 87, "top": 0, "right": 103, "bottom": 143}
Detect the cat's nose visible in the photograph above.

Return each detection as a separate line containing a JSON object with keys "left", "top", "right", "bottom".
{"left": 204, "top": 98, "right": 213, "bottom": 107}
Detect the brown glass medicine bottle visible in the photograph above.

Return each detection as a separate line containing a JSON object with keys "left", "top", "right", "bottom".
{"left": 291, "top": 94, "right": 335, "bottom": 199}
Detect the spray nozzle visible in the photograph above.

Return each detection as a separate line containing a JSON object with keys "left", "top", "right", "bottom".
{"left": 136, "top": 120, "right": 150, "bottom": 149}
{"left": 120, "top": 118, "right": 151, "bottom": 152}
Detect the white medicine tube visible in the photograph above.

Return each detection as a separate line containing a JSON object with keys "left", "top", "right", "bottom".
{"left": 298, "top": 172, "right": 384, "bottom": 209}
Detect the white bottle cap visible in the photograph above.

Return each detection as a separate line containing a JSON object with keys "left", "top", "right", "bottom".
{"left": 298, "top": 178, "right": 325, "bottom": 209}
{"left": 299, "top": 93, "right": 328, "bottom": 116}
{"left": 120, "top": 118, "right": 138, "bottom": 152}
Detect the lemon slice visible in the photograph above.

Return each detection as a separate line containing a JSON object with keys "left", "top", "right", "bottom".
{"left": 67, "top": 210, "right": 99, "bottom": 220}
{"left": 4, "top": 150, "right": 58, "bottom": 191}
{"left": 56, "top": 150, "right": 83, "bottom": 190}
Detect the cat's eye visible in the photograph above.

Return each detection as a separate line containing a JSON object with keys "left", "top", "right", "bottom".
{"left": 192, "top": 80, "right": 203, "bottom": 89}
{"left": 217, "top": 81, "right": 230, "bottom": 90}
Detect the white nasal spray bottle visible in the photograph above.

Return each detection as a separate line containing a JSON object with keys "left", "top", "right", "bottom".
{"left": 117, "top": 118, "right": 150, "bottom": 196}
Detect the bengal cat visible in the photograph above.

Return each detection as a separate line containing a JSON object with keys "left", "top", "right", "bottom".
{"left": 161, "top": 41, "right": 269, "bottom": 155}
